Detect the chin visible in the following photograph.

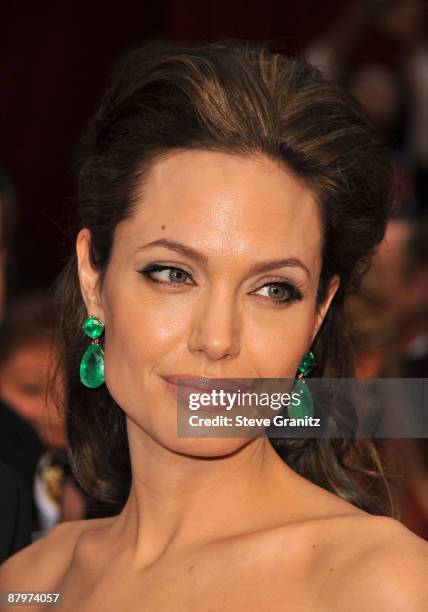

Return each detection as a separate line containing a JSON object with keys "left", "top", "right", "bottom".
{"left": 155, "top": 431, "right": 253, "bottom": 459}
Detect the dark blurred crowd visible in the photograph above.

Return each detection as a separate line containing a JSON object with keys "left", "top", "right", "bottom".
{"left": 0, "top": 173, "right": 112, "bottom": 564}
{"left": 306, "top": 0, "right": 428, "bottom": 216}
{"left": 0, "top": 0, "right": 427, "bottom": 563}
{"left": 307, "top": 0, "right": 428, "bottom": 539}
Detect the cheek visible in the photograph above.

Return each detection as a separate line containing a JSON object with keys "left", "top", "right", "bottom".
{"left": 101, "top": 284, "right": 189, "bottom": 417}
{"left": 104, "top": 289, "right": 187, "bottom": 367}
{"left": 244, "top": 303, "right": 316, "bottom": 377}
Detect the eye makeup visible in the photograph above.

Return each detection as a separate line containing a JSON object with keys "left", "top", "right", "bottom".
{"left": 139, "top": 263, "right": 305, "bottom": 307}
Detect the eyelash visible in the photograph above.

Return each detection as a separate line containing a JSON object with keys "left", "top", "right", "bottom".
{"left": 139, "top": 264, "right": 304, "bottom": 307}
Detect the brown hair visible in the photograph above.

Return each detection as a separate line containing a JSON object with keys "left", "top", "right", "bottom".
{"left": 53, "top": 41, "right": 396, "bottom": 517}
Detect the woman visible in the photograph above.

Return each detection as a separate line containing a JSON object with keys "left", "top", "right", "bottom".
{"left": 1, "top": 42, "right": 427, "bottom": 611}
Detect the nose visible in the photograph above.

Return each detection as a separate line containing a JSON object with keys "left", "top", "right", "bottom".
{"left": 187, "top": 287, "right": 241, "bottom": 361}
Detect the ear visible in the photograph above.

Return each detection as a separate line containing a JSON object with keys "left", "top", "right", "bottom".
{"left": 310, "top": 275, "right": 340, "bottom": 344}
{"left": 76, "top": 228, "right": 105, "bottom": 321}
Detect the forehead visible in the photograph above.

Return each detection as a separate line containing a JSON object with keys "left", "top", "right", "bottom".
{"left": 115, "top": 150, "right": 322, "bottom": 265}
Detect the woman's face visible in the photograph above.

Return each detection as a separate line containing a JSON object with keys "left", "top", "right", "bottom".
{"left": 0, "top": 341, "right": 65, "bottom": 449}
{"left": 77, "top": 151, "right": 339, "bottom": 456}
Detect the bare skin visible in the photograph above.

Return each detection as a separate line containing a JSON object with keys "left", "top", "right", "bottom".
{"left": 1, "top": 151, "right": 427, "bottom": 611}
{"left": 1, "top": 467, "right": 428, "bottom": 612}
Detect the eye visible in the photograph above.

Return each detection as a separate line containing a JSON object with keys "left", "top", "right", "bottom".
{"left": 253, "top": 281, "right": 303, "bottom": 306}
{"left": 139, "top": 264, "right": 193, "bottom": 285}
{"left": 139, "top": 265, "right": 304, "bottom": 306}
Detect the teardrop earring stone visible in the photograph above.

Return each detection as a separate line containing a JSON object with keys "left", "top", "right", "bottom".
{"left": 289, "top": 378, "right": 314, "bottom": 419}
{"left": 80, "top": 343, "right": 105, "bottom": 388}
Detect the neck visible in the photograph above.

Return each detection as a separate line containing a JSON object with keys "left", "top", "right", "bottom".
{"left": 110, "top": 418, "right": 300, "bottom": 568}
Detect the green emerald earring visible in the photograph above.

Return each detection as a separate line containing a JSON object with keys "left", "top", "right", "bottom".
{"left": 79, "top": 315, "right": 105, "bottom": 388}
{"left": 289, "top": 351, "right": 316, "bottom": 419}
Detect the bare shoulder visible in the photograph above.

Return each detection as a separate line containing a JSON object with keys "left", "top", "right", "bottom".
{"left": 0, "top": 518, "right": 111, "bottom": 591}
{"left": 320, "top": 514, "right": 428, "bottom": 612}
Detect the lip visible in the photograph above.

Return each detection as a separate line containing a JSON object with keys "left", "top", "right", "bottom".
{"left": 163, "top": 374, "right": 254, "bottom": 393}
{"left": 162, "top": 376, "right": 244, "bottom": 414}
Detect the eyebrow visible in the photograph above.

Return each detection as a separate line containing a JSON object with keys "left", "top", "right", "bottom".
{"left": 137, "top": 239, "right": 311, "bottom": 278}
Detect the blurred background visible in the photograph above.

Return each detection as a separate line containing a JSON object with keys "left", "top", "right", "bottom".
{"left": 0, "top": 0, "right": 427, "bottom": 560}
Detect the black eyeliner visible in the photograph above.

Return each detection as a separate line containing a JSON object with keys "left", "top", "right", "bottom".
{"left": 139, "top": 264, "right": 304, "bottom": 305}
